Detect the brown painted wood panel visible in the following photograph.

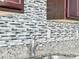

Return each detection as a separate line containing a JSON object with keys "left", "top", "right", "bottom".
{"left": 66, "top": 0, "right": 79, "bottom": 20}
{"left": 0, "top": 0, "right": 24, "bottom": 13}
{"left": 67, "top": 0, "right": 77, "bottom": 19}
{"left": 47, "top": 0, "right": 65, "bottom": 19}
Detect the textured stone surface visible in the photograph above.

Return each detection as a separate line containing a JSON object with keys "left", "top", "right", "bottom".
{"left": 0, "top": 0, "right": 47, "bottom": 47}
{"left": 36, "top": 39, "right": 79, "bottom": 56}
{"left": 0, "top": 45, "right": 30, "bottom": 59}
{"left": 0, "top": 0, "right": 79, "bottom": 58}
{"left": 0, "top": 0, "right": 47, "bottom": 58}
{"left": 35, "top": 21, "right": 79, "bottom": 57}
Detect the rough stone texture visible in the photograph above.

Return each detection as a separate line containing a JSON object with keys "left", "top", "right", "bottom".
{"left": 35, "top": 21, "right": 79, "bottom": 57}
{"left": 35, "top": 21, "right": 79, "bottom": 59}
{"left": 0, "top": 0, "right": 47, "bottom": 58}
{"left": 0, "top": 0, "right": 79, "bottom": 59}
{"left": 0, "top": 45, "right": 30, "bottom": 59}
{"left": 0, "top": 0, "right": 47, "bottom": 47}
{"left": 36, "top": 39, "right": 79, "bottom": 56}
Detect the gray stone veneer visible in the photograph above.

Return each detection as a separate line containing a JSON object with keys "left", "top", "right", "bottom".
{"left": 0, "top": 0, "right": 79, "bottom": 59}
{"left": 0, "top": 0, "right": 47, "bottom": 58}
{"left": 0, "top": 0, "right": 47, "bottom": 47}
{"left": 35, "top": 21, "right": 79, "bottom": 56}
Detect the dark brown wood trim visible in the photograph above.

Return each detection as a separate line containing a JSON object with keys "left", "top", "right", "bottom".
{"left": 0, "top": 0, "right": 24, "bottom": 13}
